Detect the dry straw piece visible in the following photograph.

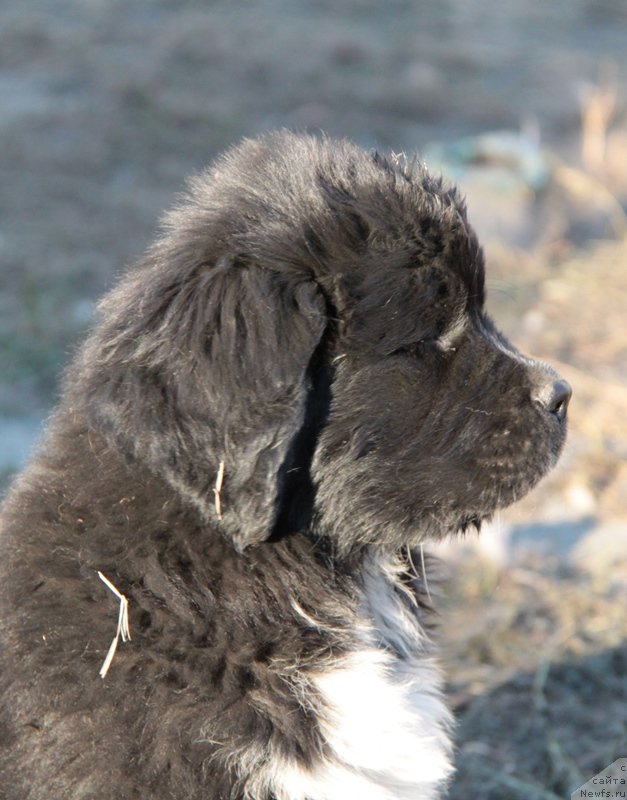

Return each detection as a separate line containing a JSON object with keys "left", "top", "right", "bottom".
{"left": 214, "top": 460, "right": 225, "bottom": 520}
{"left": 97, "top": 571, "right": 131, "bottom": 679}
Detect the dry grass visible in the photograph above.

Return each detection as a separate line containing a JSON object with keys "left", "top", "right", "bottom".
{"left": 97, "top": 571, "right": 132, "bottom": 679}
{"left": 442, "top": 551, "right": 627, "bottom": 798}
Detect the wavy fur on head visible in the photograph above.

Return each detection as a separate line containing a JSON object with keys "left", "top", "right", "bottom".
{"left": 0, "top": 131, "right": 569, "bottom": 799}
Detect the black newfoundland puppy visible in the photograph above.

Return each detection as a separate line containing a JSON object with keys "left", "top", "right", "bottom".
{"left": 0, "top": 132, "right": 570, "bottom": 800}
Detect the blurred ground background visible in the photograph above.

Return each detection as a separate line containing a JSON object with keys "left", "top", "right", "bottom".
{"left": 0, "top": 1, "right": 626, "bottom": 797}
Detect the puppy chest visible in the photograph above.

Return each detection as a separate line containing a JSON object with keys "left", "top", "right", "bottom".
{"left": 295, "top": 558, "right": 454, "bottom": 799}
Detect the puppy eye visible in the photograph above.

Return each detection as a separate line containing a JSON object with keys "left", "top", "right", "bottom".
{"left": 391, "top": 341, "right": 426, "bottom": 358}
{"left": 391, "top": 336, "right": 454, "bottom": 358}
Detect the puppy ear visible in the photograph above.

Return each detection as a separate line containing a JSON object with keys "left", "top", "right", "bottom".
{"left": 76, "top": 255, "right": 327, "bottom": 551}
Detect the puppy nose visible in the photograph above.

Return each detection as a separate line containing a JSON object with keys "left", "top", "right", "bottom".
{"left": 535, "top": 378, "right": 572, "bottom": 422}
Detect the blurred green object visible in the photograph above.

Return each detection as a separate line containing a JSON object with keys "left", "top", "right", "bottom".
{"left": 424, "top": 130, "right": 551, "bottom": 193}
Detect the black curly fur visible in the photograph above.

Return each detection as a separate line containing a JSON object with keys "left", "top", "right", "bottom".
{"left": 0, "top": 131, "right": 569, "bottom": 799}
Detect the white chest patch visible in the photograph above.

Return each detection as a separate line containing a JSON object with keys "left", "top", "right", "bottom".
{"left": 273, "top": 554, "right": 454, "bottom": 800}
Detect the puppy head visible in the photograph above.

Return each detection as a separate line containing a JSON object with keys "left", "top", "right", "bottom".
{"left": 75, "top": 131, "right": 569, "bottom": 554}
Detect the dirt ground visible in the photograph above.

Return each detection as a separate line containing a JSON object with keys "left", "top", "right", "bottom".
{"left": 1, "top": 1, "right": 626, "bottom": 796}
